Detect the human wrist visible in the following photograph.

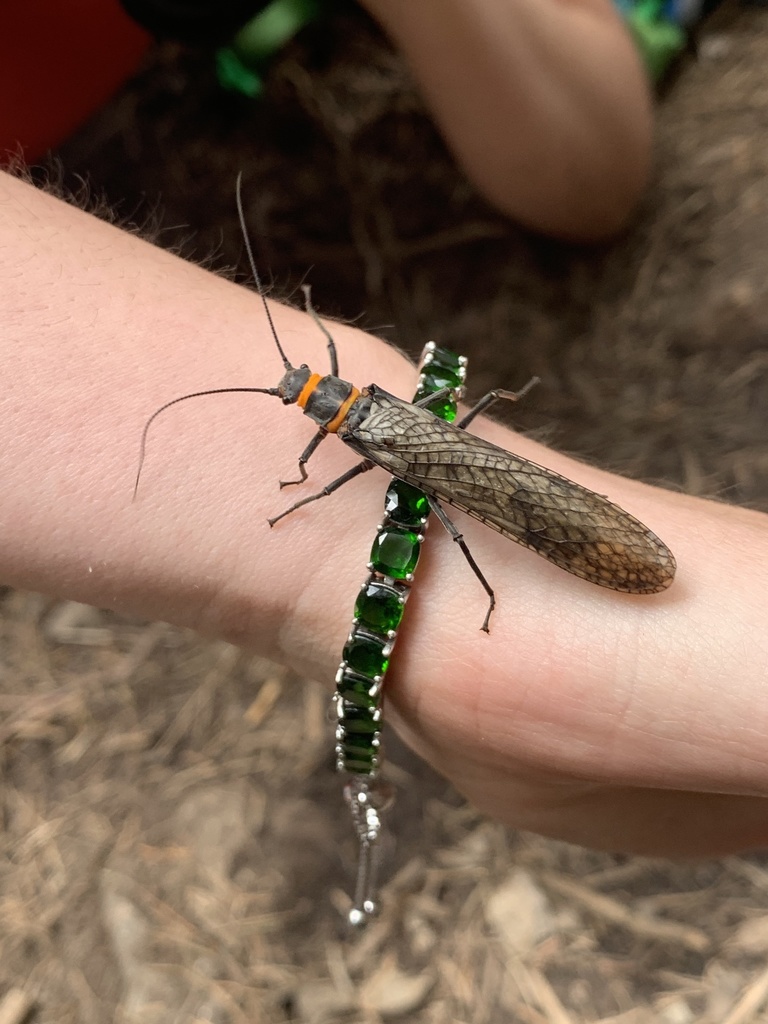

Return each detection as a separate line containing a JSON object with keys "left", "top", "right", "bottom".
{"left": 0, "top": 172, "right": 414, "bottom": 663}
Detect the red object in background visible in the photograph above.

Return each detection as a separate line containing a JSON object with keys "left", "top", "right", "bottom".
{"left": 1, "top": 0, "right": 151, "bottom": 162}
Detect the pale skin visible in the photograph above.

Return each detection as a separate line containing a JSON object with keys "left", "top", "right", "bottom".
{"left": 3, "top": 171, "right": 768, "bottom": 856}
{"left": 358, "top": 0, "right": 654, "bottom": 239}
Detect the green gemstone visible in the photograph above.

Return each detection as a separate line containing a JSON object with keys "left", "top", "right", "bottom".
{"left": 384, "top": 480, "right": 429, "bottom": 528}
{"left": 339, "top": 740, "right": 377, "bottom": 774}
{"left": 339, "top": 701, "right": 379, "bottom": 734}
{"left": 342, "top": 633, "right": 390, "bottom": 678}
{"left": 428, "top": 348, "right": 462, "bottom": 373}
{"left": 336, "top": 670, "right": 379, "bottom": 709}
{"left": 421, "top": 364, "right": 462, "bottom": 393}
{"left": 370, "top": 526, "right": 421, "bottom": 579}
{"left": 354, "top": 581, "right": 406, "bottom": 634}
{"left": 414, "top": 389, "right": 458, "bottom": 422}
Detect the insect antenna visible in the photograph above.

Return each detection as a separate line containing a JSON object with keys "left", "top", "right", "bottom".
{"left": 235, "top": 171, "right": 292, "bottom": 370}
{"left": 135, "top": 176, "right": 295, "bottom": 500}
{"left": 133, "top": 385, "right": 279, "bottom": 500}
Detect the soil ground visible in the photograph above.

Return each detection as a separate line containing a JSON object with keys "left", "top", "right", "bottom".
{"left": 2, "top": 5, "right": 768, "bottom": 1022}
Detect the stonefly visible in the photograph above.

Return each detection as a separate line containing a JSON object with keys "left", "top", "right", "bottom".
{"left": 136, "top": 183, "right": 676, "bottom": 631}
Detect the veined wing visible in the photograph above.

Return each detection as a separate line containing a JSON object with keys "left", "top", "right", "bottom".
{"left": 345, "top": 388, "right": 676, "bottom": 594}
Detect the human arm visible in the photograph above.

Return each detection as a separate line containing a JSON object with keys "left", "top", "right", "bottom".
{"left": 359, "top": 0, "right": 654, "bottom": 240}
{"left": 2, "top": 170, "right": 767, "bottom": 856}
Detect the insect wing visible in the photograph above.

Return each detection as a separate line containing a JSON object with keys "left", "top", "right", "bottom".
{"left": 345, "top": 388, "right": 675, "bottom": 594}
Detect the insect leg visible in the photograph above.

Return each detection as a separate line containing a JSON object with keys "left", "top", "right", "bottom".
{"left": 413, "top": 386, "right": 455, "bottom": 410}
{"left": 279, "top": 428, "right": 328, "bottom": 488}
{"left": 427, "top": 496, "right": 496, "bottom": 633}
{"left": 456, "top": 377, "right": 540, "bottom": 430}
{"left": 301, "top": 285, "right": 339, "bottom": 377}
{"left": 268, "top": 459, "right": 375, "bottom": 527}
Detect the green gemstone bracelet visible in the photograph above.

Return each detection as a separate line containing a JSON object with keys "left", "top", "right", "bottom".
{"left": 333, "top": 342, "right": 467, "bottom": 926}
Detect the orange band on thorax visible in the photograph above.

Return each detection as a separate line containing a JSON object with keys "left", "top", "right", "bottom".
{"left": 296, "top": 373, "right": 323, "bottom": 410}
{"left": 326, "top": 387, "right": 361, "bottom": 433}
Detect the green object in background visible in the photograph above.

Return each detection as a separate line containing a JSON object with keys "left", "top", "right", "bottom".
{"left": 627, "top": 8, "right": 687, "bottom": 81}
{"left": 216, "top": 46, "right": 264, "bottom": 96}
{"left": 216, "top": 0, "right": 322, "bottom": 96}
{"left": 235, "top": 0, "right": 321, "bottom": 60}
{"left": 615, "top": 0, "right": 689, "bottom": 81}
